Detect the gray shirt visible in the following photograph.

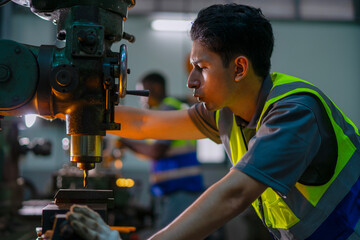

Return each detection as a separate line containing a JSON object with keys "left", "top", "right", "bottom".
{"left": 188, "top": 75, "right": 337, "bottom": 195}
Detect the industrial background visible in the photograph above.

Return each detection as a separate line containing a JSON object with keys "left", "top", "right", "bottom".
{"left": 1, "top": 0, "right": 360, "bottom": 239}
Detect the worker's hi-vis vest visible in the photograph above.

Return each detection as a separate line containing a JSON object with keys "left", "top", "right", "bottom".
{"left": 216, "top": 73, "right": 360, "bottom": 239}
{"left": 151, "top": 97, "right": 204, "bottom": 196}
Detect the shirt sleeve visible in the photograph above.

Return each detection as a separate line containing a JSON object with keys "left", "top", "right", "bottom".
{"left": 233, "top": 95, "right": 322, "bottom": 195}
{"left": 188, "top": 103, "right": 222, "bottom": 144}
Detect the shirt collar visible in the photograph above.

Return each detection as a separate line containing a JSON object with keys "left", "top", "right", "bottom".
{"left": 234, "top": 74, "right": 273, "bottom": 128}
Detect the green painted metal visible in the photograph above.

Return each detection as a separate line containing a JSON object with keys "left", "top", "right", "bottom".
{"left": 0, "top": 40, "right": 38, "bottom": 110}
{"left": 31, "top": 0, "right": 135, "bottom": 15}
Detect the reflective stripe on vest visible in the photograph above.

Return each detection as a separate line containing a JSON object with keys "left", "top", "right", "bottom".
{"left": 216, "top": 72, "right": 360, "bottom": 239}
{"left": 215, "top": 110, "right": 247, "bottom": 165}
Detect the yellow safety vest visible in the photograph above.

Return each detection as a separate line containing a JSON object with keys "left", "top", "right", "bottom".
{"left": 216, "top": 72, "right": 360, "bottom": 239}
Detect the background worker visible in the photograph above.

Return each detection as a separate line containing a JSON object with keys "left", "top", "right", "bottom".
{"left": 118, "top": 72, "right": 205, "bottom": 232}
{"left": 67, "top": 3, "right": 360, "bottom": 240}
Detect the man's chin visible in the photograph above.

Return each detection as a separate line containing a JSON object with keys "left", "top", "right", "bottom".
{"left": 202, "top": 102, "right": 217, "bottom": 111}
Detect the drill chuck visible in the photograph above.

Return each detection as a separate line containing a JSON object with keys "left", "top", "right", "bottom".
{"left": 70, "top": 135, "right": 102, "bottom": 170}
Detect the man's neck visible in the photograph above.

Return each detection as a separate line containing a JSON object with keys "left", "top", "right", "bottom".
{"left": 229, "top": 75, "right": 263, "bottom": 122}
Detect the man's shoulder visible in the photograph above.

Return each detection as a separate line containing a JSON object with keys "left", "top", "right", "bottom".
{"left": 273, "top": 93, "right": 322, "bottom": 111}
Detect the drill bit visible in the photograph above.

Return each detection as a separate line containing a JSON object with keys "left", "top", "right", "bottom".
{"left": 83, "top": 170, "right": 88, "bottom": 188}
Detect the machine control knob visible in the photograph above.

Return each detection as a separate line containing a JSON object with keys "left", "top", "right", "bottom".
{"left": 56, "top": 70, "right": 72, "bottom": 87}
{"left": 50, "top": 64, "right": 79, "bottom": 93}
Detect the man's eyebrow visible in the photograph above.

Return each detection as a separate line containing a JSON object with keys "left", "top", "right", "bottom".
{"left": 190, "top": 59, "right": 203, "bottom": 65}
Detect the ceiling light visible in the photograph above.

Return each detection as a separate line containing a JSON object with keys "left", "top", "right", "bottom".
{"left": 151, "top": 19, "right": 192, "bottom": 32}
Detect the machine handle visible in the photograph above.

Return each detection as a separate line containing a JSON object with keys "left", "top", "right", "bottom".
{"left": 118, "top": 44, "right": 149, "bottom": 98}
{"left": 122, "top": 32, "right": 135, "bottom": 43}
{"left": 126, "top": 90, "right": 149, "bottom": 96}
{"left": 118, "top": 44, "right": 127, "bottom": 98}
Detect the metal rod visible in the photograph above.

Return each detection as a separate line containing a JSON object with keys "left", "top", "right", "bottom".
{"left": 126, "top": 90, "right": 149, "bottom": 96}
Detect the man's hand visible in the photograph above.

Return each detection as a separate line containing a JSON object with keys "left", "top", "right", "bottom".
{"left": 66, "top": 205, "right": 121, "bottom": 240}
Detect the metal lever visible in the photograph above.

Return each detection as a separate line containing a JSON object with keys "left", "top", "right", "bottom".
{"left": 126, "top": 90, "right": 149, "bottom": 96}
{"left": 122, "top": 32, "right": 135, "bottom": 43}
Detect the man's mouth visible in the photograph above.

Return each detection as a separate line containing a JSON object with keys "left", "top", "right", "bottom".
{"left": 192, "top": 89, "right": 204, "bottom": 102}
{"left": 193, "top": 93, "right": 201, "bottom": 102}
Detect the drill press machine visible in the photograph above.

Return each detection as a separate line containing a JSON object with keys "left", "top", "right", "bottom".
{"left": 0, "top": 1, "right": 149, "bottom": 238}
{"left": 0, "top": 0, "right": 148, "bottom": 187}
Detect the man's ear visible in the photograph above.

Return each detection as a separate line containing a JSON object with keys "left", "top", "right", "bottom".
{"left": 234, "top": 56, "right": 248, "bottom": 82}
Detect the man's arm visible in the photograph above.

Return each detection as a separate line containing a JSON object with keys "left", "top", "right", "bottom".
{"left": 149, "top": 168, "right": 267, "bottom": 240}
{"left": 108, "top": 106, "right": 206, "bottom": 140}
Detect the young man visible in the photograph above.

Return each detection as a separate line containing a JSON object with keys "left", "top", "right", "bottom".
{"left": 67, "top": 3, "right": 360, "bottom": 240}
{"left": 118, "top": 72, "right": 204, "bottom": 231}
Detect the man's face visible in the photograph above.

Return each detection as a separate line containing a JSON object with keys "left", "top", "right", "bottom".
{"left": 187, "top": 40, "right": 236, "bottom": 111}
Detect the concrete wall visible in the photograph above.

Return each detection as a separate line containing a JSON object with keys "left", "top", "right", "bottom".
{"left": 272, "top": 21, "right": 360, "bottom": 127}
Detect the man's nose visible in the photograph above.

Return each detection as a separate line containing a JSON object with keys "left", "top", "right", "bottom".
{"left": 187, "top": 71, "right": 200, "bottom": 89}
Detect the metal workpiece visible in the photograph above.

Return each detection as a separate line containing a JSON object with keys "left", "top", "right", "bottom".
{"left": 54, "top": 189, "right": 113, "bottom": 203}
{"left": 40, "top": 189, "right": 114, "bottom": 237}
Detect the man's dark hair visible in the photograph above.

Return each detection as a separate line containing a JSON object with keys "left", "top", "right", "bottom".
{"left": 190, "top": 4, "right": 274, "bottom": 79}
